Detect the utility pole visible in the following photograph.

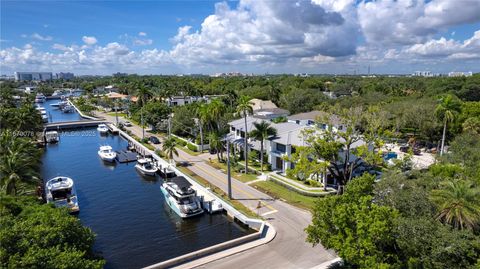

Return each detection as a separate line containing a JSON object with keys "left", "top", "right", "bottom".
{"left": 115, "top": 99, "right": 119, "bottom": 126}
{"left": 227, "top": 139, "right": 232, "bottom": 199}
{"left": 141, "top": 107, "right": 145, "bottom": 140}
{"left": 199, "top": 120, "right": 203, "bottom": 153}
{"left": 168, "top": 114, "right": 172, "bottom": 138}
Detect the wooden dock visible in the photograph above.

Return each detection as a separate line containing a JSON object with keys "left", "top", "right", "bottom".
{"left": 115, "top": 150, "right": 138, "bottom": 163}
{"left": 106, "top": 123, "right": 119, "bottom": 134}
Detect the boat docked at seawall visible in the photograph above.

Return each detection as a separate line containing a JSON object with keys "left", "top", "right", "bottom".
{"left": 45, "top": 131, "right": 59, "bottom": 143}
{"left": 160, "top": 176, "right": 204, "bottom": 218}
{"left": 35, "top": 93, "right": 46, "bottom": 103}
{"left": 45, "top": 176, "right": 79, "bottom": 213}
{"left": 135, "top": 158, "right": 158, "bottom": 176}
{"left": 98, "top": 145, "right": 117, "bottom": 162}
{"left": 62, "top": 105, "right": 75, "bottom": 113}
{"left": 97, "top": 124, "right": 109, "bottom": 134}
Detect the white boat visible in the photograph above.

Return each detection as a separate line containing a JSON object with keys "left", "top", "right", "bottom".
{"left": 135, "top": 158, "right": 158, "bottom": 176}
{"left": 160, "top": 176, "right": 204, "bottom": 218}
{"left": 45, "top": 176, "right": 79, "bottom": 213}
{"left": 98, "top": 145, "right": 116, "bottom": 162}
{"left": 35, "top": 93, "right": 46, "bottom": 103}
{"left": 97, "top": 124, "right": 109, "bottom": 134}
{"left": 62, "top": 105, "right": 74, "bottom": 113}
{"left": 45, "top": 131, "right": 59, "bottom": 143}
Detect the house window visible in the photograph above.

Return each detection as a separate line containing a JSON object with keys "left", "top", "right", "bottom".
{"left": 291, "top": 146, "right": 296, "bottom": 154}
{"left": 276, "top": 143, "right": 286, "bottom": 153}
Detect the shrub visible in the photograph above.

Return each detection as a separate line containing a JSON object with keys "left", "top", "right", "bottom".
{"left": 187, "top": 143, "right": 198, "bottom": 152}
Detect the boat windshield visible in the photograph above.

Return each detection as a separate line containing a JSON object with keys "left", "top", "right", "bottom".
{"left": 144, "top": 163, "right": 152, "bottom": 169}
{"left": 179, "top": 196, "right": 195, "bottom": 205}
{"left": 52, "top": 188, "right": 72, "bottom": 200}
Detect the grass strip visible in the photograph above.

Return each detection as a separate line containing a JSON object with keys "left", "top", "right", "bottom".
{"left": 252, "top": 181, "right": 319, "bottom": 211}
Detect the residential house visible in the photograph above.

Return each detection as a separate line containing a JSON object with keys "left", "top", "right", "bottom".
{"left": 228, "top": 112, "right": 366, "bottom": 179}
{"left": 250, "top": 98, "right": 289, "bottom": 120}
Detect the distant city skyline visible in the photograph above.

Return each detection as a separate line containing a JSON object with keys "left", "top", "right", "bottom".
{"left": 1, "top": 0, "right": 480, "bottom": 75}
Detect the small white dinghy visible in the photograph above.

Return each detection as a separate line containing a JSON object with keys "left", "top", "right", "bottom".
{"left": 98, "top": 145, "right": 116, "bottom": 162}
{"left": 45, "top": 176, "right": 79, "bottom": 213}
{"left": 97, "top": 124, "right": 109, "bottom": 134}
{"left": 135, "top": 158, "right": 158, "bottom": 176}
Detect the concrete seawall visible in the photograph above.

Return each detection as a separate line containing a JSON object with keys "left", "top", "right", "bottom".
{"left": 115, "top": 130, "right": 275, "bottom": 268}
{"left": 69, "top": 103, "right": 275, "bottom": 267}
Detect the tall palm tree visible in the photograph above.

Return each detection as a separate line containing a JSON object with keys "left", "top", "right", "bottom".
{"left": 135, "top": 86, "right": 153, "bottom": 140}
{"left": 196, "top": 103, "right": 211, "bottom": 152}
{"left": 208, "top": 99, "right": 226, "bottom": 131}
{"left": 435, "top": 94, "right": 461, "bottom": 156}
{"left": 208, "top": 131, "right": 223, "bottom": 161}
{"left": 162, "top": 137, "right": 178, "bottom": 164}
{"left": 236, "top": 95, "right": 253, "bottom": 174}
{"left": 430, "top": 180, "right": 480, "bottom": 230}
{"left": 0, "top": 131, "right": 41, "bottom": 196}
{"left": 250, "top": 121, "right": 277, "bottom": 171}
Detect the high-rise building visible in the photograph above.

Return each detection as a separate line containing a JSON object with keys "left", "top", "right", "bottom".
{"left": 56, "top": 72, "right": 75, "bottom": 80}
{"left": 448, "top": 71, "right": 473, "bottom": 77}
{"left": 14, "top": 72, "right": 53, "bottom": 81}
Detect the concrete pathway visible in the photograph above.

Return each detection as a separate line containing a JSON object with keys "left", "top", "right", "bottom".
{"left": 98, "top": 112, "right": 338, "bottom": 269}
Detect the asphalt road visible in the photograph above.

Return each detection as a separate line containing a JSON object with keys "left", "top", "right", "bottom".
{"left": 99, "top": 112, "right": 337, "bottom": 268}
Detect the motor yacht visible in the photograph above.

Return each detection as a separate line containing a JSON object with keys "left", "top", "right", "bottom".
{"left": 135, "top": 158, "right": 158, "bottom": 176}
{"left": 98, "top": 145, "right": 116, "bottom": 162}
{"left": 97, "top": 124, "right": 109, "bottom": 134}
{"left": 160, "top": 176, "right": 204, "bottom": 218}
{"left": 45, "top": 176, "right": 79, "bottom": 213}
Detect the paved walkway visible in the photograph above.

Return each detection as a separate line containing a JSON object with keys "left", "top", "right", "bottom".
{"left": 98, "top": 112, "right": 338, "bottom": 269}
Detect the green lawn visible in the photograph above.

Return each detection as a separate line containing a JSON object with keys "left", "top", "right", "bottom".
{"left": 269, "top": 174, "right": 326, "bottom": 193}
{"left": 208, "top": 160, "right": 259, "bottom": 183}
{"left": 107, "top": 112, "right": 127, "bottom": 118}
{"left": 177, "top": 166, "right": 259, "bottom": 218}
{"left": 252, "top": 180, "right": 320, "bottom": 211}
{"left": 177, "top": 146, "right": 202, "bottom": 156}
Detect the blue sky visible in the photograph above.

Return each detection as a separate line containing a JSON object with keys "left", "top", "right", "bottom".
{"left": 1, "top": 0, "right": 480, "bottom": 75}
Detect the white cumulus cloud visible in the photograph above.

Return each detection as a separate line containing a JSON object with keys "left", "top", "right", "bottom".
{"left": 82, "top": 36, "right": 98, "bottom": 45}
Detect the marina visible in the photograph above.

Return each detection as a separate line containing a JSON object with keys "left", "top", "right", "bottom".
{"left": 40, "top": 104, "right": 253, "bottom": 269}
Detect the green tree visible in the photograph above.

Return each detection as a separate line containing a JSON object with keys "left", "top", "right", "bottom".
{"left": 140, "top": 101, "right": 170, "bottom": 130}
{"left": 0, "top": 195, "right": 104, "bottom": 268}
{"left": 249, "top": 121, "right": 277, "bottom": 171}
{"left": 207, "top": 131, "right": 224, "bottom": 161}
{"left": 435, "top": 94, "right": 462, "bottom": 156}
{"left": 196, "top": 103, "right": 210, "bottom": 152}
{"left": 236, "top": 95, "right": 253, "bottom": 174}
{"left": 162, "top": 137, "right": 178, "bottom": 163}
{"left": 306, "top": 174, "right": 399, "bottom": 268}
{"left": 0, "top": 131, "right": 41, "bottom": 196}
{"left": 430, "top": 179, "right": 480, "bottom": 230}
{"left": 135, "top": 86, "right": 153, "bottom": 139}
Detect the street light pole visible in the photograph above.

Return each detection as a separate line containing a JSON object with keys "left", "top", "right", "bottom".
{"left": 227, "top": 139, "right": 232, "bottom": 199}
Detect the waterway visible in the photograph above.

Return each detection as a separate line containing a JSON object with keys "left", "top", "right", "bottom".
{"left": 40, "top": 99, "right": 252, "bottom": 269}
{"left": 41, "top": 98, "right": 83, "bottom": 122}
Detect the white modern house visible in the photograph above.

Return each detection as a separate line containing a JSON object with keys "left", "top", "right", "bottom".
{"left": 227, "top": 111, "right": 366, "bottom": 175}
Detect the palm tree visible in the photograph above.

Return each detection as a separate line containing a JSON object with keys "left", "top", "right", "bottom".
{"left": 0, "top": 131, "right": 41, "bottom": 196}
{"left": 435, "top": 94, "right": 461, "bottom": 156}
{"left": 162, "top": 137, "right": 178, "bottom": 163}
{"left": 250, "top": 121, "right": 277, "bottom": 171}
{"left": 208, "top": 99, "right": 226, "bottom": 131}
{"left": 135, "top": 86, "right": 153, "bottom": 139}
{"left": 236, "top": 95, "right": 253, "bottom": 174}
{"left": 196, "top": 103, "right": 210, "bottom": 152}
{"left": 430, "top": 180, "right": 480, "bottom": 230}
{"left": 208, "top": 132, "right": 223, "bottom": 161}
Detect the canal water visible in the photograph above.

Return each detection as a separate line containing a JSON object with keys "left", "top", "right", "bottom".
{"left": 41, "top": 98, "right": 83, "bottom": 122}
{"left": 40, "top": 101, "right": 252, "bottom": 269}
